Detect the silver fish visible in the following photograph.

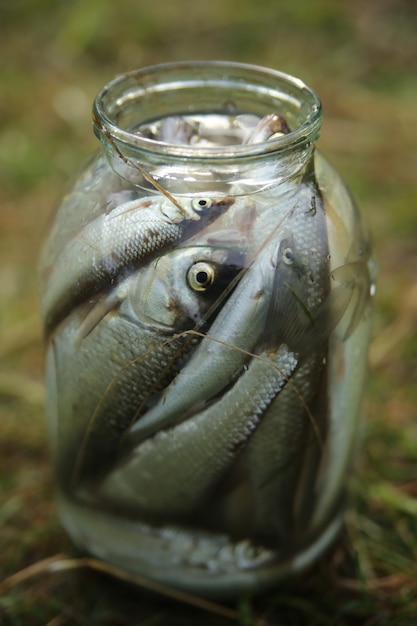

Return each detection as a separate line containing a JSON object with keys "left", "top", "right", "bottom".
{"left": 244, "top": 352, "right": 326, "bottom": 547}
{"left": 243, "top": 112, "right": 291, "bottom": 144}
{"left": 135, "top": 112, "right": 290, "bottom": 147}
{"left": 97, "top": 343, "right": 298, "bottom": 517}
{"left": 82, "top": 180, "right": 334, "bottom": 546}
{"left": 46, "top": 238, "right": 246, "bottom": 487}
{"left": 41, "top": 193, "right": 235, "bottom": 334}
{"left": 125, "top": 184, "right": 330, "bottom": 449}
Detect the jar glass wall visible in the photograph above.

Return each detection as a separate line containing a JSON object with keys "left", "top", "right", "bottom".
{"left": 40, "top": 62, "right": 374, "bottom": 597}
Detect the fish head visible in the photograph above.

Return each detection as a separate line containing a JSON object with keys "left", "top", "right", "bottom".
{"left": 119, "top": 242, "right": 246, "bottom": 331}
{"left": 158, "top": 193, "right": 236, "bottom": 224}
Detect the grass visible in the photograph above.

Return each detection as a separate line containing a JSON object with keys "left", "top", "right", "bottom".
{"left": 1, "top": 0, "right": 417, "bottom": 624}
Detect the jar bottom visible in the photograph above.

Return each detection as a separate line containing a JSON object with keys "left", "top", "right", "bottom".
{"left": 57, "top": 490, "right": 343, "bottom": 598}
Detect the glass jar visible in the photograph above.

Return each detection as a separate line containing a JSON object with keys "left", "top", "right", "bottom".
{"left": 40, "top": 61, "right": 374, "bottom": 598}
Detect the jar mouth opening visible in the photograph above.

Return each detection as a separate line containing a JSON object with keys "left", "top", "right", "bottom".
{"left": 93, "top": 61, "right": 322, "bottom": 161}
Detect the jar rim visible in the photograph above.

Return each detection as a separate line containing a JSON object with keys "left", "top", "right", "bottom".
{"left": 93, "top": 61, "right": 322, "bottom": 161}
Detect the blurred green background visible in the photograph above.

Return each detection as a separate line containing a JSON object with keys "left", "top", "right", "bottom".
{"left": 1, "top": 1, "right": 416, "bottom": 624}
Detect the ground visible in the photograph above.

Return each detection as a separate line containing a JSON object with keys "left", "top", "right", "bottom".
{"left": 1, "top": 1, "right": 417, "bottom": 624}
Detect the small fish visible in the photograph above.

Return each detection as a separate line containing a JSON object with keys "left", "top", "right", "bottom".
{"left": 48, "top": 240, "right": 246, "bottom": 486}
{"left": 243, "top": 113, "right": 291, "bottom": 144}
{"left": 125, "top": 232, "right": 311, "bottom": 447}
{"left": 122, "top": 185, "right": 328, "bottom": 442}
{"left": 245, "top": 352, "right": 326, "bottom": 547}
{"left": 158, "top": 116, "right": 200, "bottom": 144}
{"left": 41, "top": 193, "right": 235, "bottom": 334}
{"left": 97, "top": 343, "right": 298, "bottom": 517}
{"left": 135, "top": 112, "right": 291, "bottom": 148}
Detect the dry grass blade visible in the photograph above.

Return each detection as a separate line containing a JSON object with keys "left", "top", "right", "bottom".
{"left": 92, "top": 112, "right": 187, "bottom": 215}
{"left": 335, "top": 572, "right": 417, "bottom": 593}
{"left": 0, "top": 554, "right": 240, "bottom": 623}
{"left": 0, "top": 554, "right": 69, "bottom": 592}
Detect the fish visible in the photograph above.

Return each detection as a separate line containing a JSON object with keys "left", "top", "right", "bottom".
{"left": 124, "top": 182, "right": 330, "bottom": 448}
{"left": 136, "top": 112, "right": 291, "bottom": 147}
{"left": 307, "top": 152, "right": 375, "bottom": 531}
{"left": 243, "top": 113, "right": 291, "bottom": 144}
{"left": 41, "top": 193, "right": 235, "bottom": 334}
{"left": 85, "top": 179, "right": 336, "bottom": 542}
{"left": 96, "top": 343, "right": 299, "bottom": 518}
{"left": 244, "top": 351, "right": 327, "bottom": 548}
{"left": 46, "top": 239, "right": 246, "bottom": 487}
{"left": 158, "top": 115, "right": 200, "bottom": 144}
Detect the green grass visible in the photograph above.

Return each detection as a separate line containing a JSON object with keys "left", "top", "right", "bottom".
{"left": 1, "top": 1, "right": 417, "bottom": 624}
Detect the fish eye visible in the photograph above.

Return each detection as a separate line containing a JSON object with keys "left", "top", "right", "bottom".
{"left": 282, "top": 247, "right": 294, "bottom": 265}
{"left": 187, "top": 262, "right": 216, "bottom": 291}
{"left": 191, "top": 197, "right": 213, "bottom": 212}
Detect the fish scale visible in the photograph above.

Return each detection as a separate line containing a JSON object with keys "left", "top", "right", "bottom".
{"left": 97, "top": 345, "right": 298, "bottom": 518}
{"left": 49, "top": 315, "right": 189, "bottom": 486}
{"left": 245, "top": 351, "right": 326, "bottom": 547}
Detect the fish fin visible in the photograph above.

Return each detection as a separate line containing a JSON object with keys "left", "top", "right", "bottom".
{"left": 264, "top": 256, "right": 321, "bottom": 353}
{"left": 76, "top": 291, "right": 121, "bottom": 345}
{"left": 291, "top": 260, "right": 372, "bottom": 351}
{"left": 266, "top": 256, "right": 372, "bottom": 355}
{"left": 330, "top": 260, "right": 372, "bottom": 340}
